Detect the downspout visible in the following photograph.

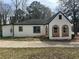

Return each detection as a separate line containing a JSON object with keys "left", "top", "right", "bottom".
{"left": 48, "top": 24, "right": 49, "bottom": 39}
{"left": 1, "top": 24, "right": 2, "bottom": 38}
{"left": 1, "top": 15, "right": 3, "bottom": 38}
{"left": 12, "top": 19, "right": 14, "bottom": 38}
{"left": 13, "top": 23, "right": 14, "bottom": 38}
{"left": 73, "top": 0, "right": 77, "bottom": 35}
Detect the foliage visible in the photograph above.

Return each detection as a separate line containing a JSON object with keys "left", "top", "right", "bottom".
{"left": 27, "top": 1, "right": 52, "bottom": 19}
{"left": 10, "top": 9, "right": 25, "bottom": 23}
{"left": 10, "top": 1, "right": 52, "bottom": 23}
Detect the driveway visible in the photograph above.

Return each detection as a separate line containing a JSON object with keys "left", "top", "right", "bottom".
{"left": 0, "top": 41, "right": 79, "bottom": 48}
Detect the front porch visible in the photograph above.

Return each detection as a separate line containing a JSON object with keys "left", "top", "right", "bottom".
{"left": 49, "top": 25, "right": 72, "bottom": 40}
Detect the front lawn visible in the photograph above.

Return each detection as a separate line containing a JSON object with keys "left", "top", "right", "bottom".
{"left": 0, "top": 48, "right": 79, "bottom": 59}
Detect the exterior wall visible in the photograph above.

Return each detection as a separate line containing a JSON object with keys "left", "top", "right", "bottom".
{"left": 2, "top": 25, "right": 46, "bottom": 37}
{"left": 49, "top": 13, "right": 74, "bottom": 40}
{"left": 2, "top": 25, "right": 13, "bottom": 37}
{"left": 14, "top": 25, "right": 46, "bottom": 37}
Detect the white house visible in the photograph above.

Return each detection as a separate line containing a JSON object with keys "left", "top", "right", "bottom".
{"left": 2, "top": 11, "right": 74, "bottom": 40}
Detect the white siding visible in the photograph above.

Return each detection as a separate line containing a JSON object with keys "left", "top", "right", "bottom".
{"left": 2, "top": 25, "right": 13, "bottom": 37}
{"left": 14, "top": 25, "right": 46, "bottom": 37}
{"left": 2, "top": 25, "right": 46, "bottom": 37}
{"left": 49, "top": 13, "right": 74, "bottom": 39}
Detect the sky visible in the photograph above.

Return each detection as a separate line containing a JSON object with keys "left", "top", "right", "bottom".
{"left": 3, "top": 0, "right": 59, "bottom": 11}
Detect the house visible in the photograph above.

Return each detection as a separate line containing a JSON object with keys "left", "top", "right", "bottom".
{"left": 2, "top": 11, "right": 74, "bottom": 40}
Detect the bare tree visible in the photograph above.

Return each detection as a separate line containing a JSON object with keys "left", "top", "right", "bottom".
{"left": 3, "top": 4, "right": 11, "bottom": 24}
{"left": 11, "top": 0, "right": 27, "bottom": 22}
{"left": 0, "top": 1, "right": 11, "bottom": 24}
{"left": 11, "top": 0, "right": 22, "bottom": 22}
{"left": 58, "top": 0, "right": 79, "bottom": 34}
{"left": 21, "top": 0, "right": 27, "bottom": 11}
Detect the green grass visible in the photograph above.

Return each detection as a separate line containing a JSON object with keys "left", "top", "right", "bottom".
{"left": 0, "top": 48, "right": 79, "bottom": 59}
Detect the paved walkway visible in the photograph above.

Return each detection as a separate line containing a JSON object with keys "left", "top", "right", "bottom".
{"left": 0, "top": 41, "right": 79, "bottom": 48}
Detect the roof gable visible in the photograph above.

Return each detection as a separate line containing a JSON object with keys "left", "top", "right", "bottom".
{"left": 47, "top": 11, "right": 72, "bottom": 24}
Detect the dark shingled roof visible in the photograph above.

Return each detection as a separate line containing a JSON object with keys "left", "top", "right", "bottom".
{"left": 14, "top": 11, "right": 72, "bottom": 25}
{"left": 15, "top": 19, "right": 48, "bottom": 25}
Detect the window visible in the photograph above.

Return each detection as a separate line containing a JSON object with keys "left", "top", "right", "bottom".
{"left": 62, "top": 25, "right": 69, "bottom": 37}
{"left": 59, "top": 15, "right": 62, "bottom": 19}
{"left": 33, "top": 26, "right": 40, "bottom": 33}
{"left": 52, "top": 25, "right": 59, "bottom": 37}
{"left": 19, "top": 26, "right": 23, "bottom": 32}
{"left": 54, "top": 27, "right": 57, "bottom": 33}
{"left": 53, "top": 25, "right": 59, "bottom": 33}
{"left": 63, "top": 26, "right": 68, "bottom": 33}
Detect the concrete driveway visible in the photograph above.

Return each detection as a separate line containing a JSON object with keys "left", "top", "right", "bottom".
{"left": 0, "top": 40, "right": 79, "bottom": 48}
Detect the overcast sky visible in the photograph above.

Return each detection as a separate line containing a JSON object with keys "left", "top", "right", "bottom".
{"left": 3, "top": 0, "right": 59, "bottom": 11}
